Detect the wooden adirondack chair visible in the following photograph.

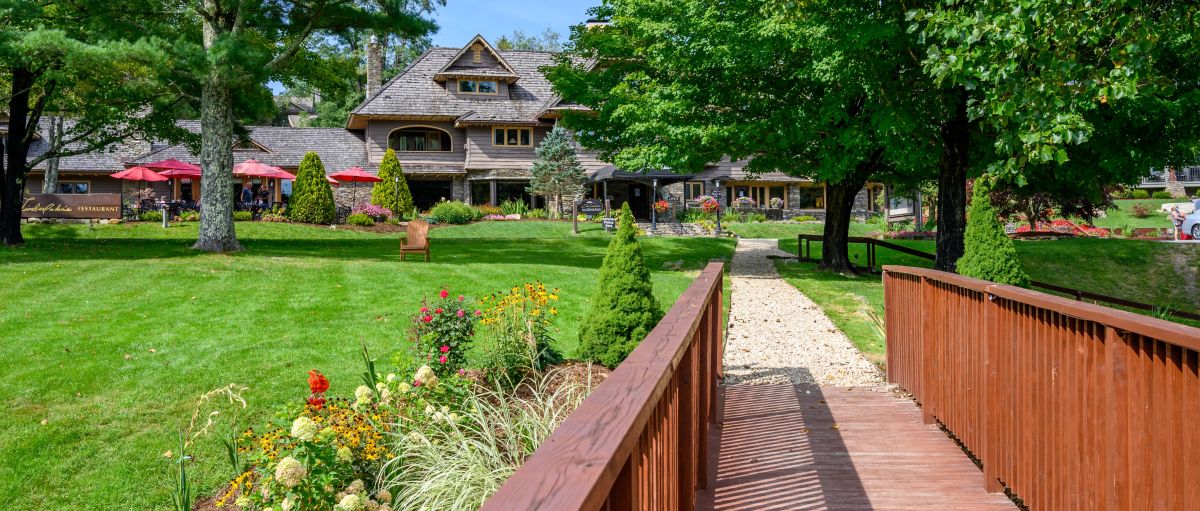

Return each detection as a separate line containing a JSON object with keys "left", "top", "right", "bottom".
{"left": 400, "top": 219, "right": 430, "bottom": 261}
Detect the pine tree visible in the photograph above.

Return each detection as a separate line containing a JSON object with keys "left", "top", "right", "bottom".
{"left": 528, "top": 126, "right": 586, "bottom": 219}
{"left": 287, "top": 152, "right": 336, "bottom": 224}
{"left": 577, "top": 203, "right": 663, "bottom": 368}
{"left": 956, "top": 180, "right": 1030, "bottom": 287}
{"left": 371, "top": 149, "right": 414, "bottom": 216}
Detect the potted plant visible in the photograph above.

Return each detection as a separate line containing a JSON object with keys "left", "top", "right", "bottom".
{"left": 653, "top": 199, "right": 671, "bottom": 214}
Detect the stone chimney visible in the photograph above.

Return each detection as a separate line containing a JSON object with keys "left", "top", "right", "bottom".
{"left": 366, "top": 35, "right": 382, "bottom": 97}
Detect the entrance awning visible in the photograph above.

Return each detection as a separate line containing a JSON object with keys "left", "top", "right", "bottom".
{"left": 589, "top": 165, "right": 693, "bottom": 184}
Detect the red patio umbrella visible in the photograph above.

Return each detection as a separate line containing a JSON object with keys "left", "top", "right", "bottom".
{"left": 233, "top": 159, "right": 279, "bottom": 177}
{"left": 142, "top": 158, "right": 200, "bottom": 173}
{"left": 111, "top": 166, "right": 169, "bottom": 182}
{"left": 327, "top": 176, "right": 341, "bottom": 186}
{"left": 329, "top": 167, "right": 381, "bottom": 203}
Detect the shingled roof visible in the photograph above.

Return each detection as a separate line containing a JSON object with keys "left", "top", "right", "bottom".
{"left": 27, "top": 118, "right": 132, "bottom": 173}
{"left": 349, "top": 36, "right": 566, "bottom": 129}
{"left": 131, "top": 121, "right": 367, "bottom": 172}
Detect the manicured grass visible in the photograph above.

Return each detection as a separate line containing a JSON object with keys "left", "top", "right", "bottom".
{"left": 1088, "top": 199, "right": 1180, "bottom": 229}
{"left": 740, "top": 222, "right": 1199, "bottom": 367}
{"left": 0, "top": 221, "right": 735, "bottom": 510}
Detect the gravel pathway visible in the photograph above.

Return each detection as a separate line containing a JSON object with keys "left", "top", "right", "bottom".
{"left": 723, "top": 238, "right": 883, "bottom": 386}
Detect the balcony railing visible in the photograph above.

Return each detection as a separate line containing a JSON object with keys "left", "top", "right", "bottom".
{"left": 1140, "top": 166, "right": 1200, "bottom": 185}
{"left": 480, "top": 261, "right": 725, "bottom": 510}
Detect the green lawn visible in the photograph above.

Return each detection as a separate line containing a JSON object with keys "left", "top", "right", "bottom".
{"left": 1089, "top": 198, "right": 1180, "bottom": 229}
{"left": 728, "top": 222, "right": 1199, "bottom": 366}
{"left": 0, "top": 221, "right": 735, "bottom": 510}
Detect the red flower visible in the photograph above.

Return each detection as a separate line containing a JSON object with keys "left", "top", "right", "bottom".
{"left": 474, "top": 310, "right": 482, "bottom": 316}
{"left": 307, "top": 395, "right": 326, "bottom": 410}
{"left": 439, "top": 345, "right": 450, "bottom": 353}
{"left": 439, "top": 355, "right": 448, "bottom": 364}
{"left": 439, "top": 289, "right": 450, "bottom": 299}
{"left": 422, "top": 315, "right": 433, "bottom": 323}
{"left": 420, "top": 306, "right": 429, "bottom": 314}
{"left": 435, "top": 307, "right": 444, "bottom": 314}
{"left": 457, "top": 295, "right": 464, "bottom": 302}
{"left": 308, "top": 370, "right": 330, "bottom": 394}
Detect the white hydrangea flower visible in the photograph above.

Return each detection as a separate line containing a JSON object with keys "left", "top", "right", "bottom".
{"left": 281, "top": 495, "right": 296, "bottom": 511}
{"left": 374, "top": 489, "right": 393, "bottom": 504}
{"left": 334, "top": 494, "right": 364, "bottom": 511}
{"left": 414, "top": 365, "right": 438, "bottom": 387}
{"left": 385, "top": 373, "right": 397, "bottom": 382}
{"left": 274, "top": 457, "right": 306, "bottom": 488}
{"left": 379, "top": 387, "right": 393, "bottom": 404}
{"left": 235, "top": 495, "right": 251, "bottom": 507}
{"left": 396, "top": 382, "right": 411, "bottom": 394}
{"left": 354, "top": 385, "right": 373, "bottom": 407}
{"left": 336, "top": 446, "right": 354, "bottom": 463}
{"left": 345, "top": 479, "right": 365, "bottom": 496}
{"left": 290, "top": 416, "right": 318, "bottom": 442}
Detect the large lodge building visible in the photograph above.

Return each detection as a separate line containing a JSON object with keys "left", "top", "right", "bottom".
{"left": 17, "top": 35, "right": 885, "bottom": 220}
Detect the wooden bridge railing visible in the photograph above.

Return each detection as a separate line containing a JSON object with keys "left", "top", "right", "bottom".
{"left": 884, "top": 266, "right": 1200, "bottom": 510}
{"left": 481, "top": 261, "right": 725, "bottom": 510}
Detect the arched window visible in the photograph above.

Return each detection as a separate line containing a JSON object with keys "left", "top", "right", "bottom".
{"left": 388, "top": 127, "right": 452, "bottom": 152}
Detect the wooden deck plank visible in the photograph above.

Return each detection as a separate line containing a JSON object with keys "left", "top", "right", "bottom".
{"left": 696, "top": 384, "right": 1016, "bottom": 511}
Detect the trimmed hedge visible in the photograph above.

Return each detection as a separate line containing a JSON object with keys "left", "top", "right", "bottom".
{"left": 957, "top": 181, "right": 1029, "bottom": 287}
{"left": 577, "top": 203, "right": 663, "bottom": 368}
{"left": 429, "top": 201, "right": 478, "bottom": 224}
{"left": 287, "top": 152, "right": 336, "bottom": 224}
{"left": 371, "top": 149, "right": 414, "bottom": 217}
{"left": 347, "top": 213, "right": 375, "bottom": 226}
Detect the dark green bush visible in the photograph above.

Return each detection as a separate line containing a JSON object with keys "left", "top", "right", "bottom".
{"left": 1151, "top": 190, "right": 1173, "bottom": 199}
{"left": 233, "top": 210, "right": 254, "bottom": 221}
{"left": 429, "top": 201, "right": 477, "bottom": 224}
{"left": 139, "top": 211, "right": 163, "bottom": 222}
{"left": 371, "top": 149, "right": 414, "bottom": 216}
{"left": 956, "top": 181, "right": 1029, "bottom": 287}
{"left": 1130, "top": 189, "right": 1150, "bottom": 199}
{"left": 286, "top": 152, "right": 336, "bottom": 224}
{"left": 577, "top": 203, "right": 663, "bottom": 368}
{"left": 347, "top": 213, "right": 375, "bottom": 226}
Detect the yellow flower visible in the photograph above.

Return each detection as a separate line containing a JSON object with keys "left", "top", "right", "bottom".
{"left": 550, "top": 308, "right": 558, "bottom": 315}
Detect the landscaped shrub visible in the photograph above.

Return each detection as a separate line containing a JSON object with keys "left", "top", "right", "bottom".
{"left": 260, "top": 212, "right": 289, "bottom": 223}
{"left": 287, "top": 152, "right": 336, "bottom": 224}
{"left": 429, "top": 201, "right": 478, "bottom": 225}
{"left": 746, "top": 212, "right": 768, "bottom": 223}
{"left": 577, "top": 203, "right": 663, "bottom": 368}
{"left": 352, "top": 203, "right": 392, "bottom": 220}
{"left": 499, "top": 198, "right": 528, "bottom": 216}
{"left": 1111, "top": 188, "right": 1132, "bottom": 199}
{"left": 411, "top": 288, "right": 479, "bottom": 376}
{"left": 1131, "top": 202, "right": 1151, "bottom": 218}
{"left": 526, "top": 208, "right": 548, "bottom": 219}
{"left": 178, "top": 210, "right": 199, "bottom": 222}
{"left": 476, "top": 204, "right": 503, "bottom": 216}
{"left": 676, "top": 208, "right": 711, "bottom": 224}
{"left": 347, "top": 213, "right": 375, "bottom": 226}
{"left": 957, "top": 180, "right": 1029, "bottom": 287}
{"left": 1151, "top": 190, "right": 1173, "bottom": 199}
{"left": 696, "top": 195, "right": 721, "bottom": 214}
{"left": 1130, "top": 189, "right": 1150, "bottom": 199}
{"left": 477, "top": 282, "right": 563, "bottom": 385}
{"left": 371, "top": 149, "right": 414, "bottom": 217}
{"left": 792, "top": 214, "right": 818, "bottom": 222}
{"left": 139, "top": 210, "right": 163, "bottom": 222}
{"left": 233, "top": 210, "right": 254, "bottom": 221}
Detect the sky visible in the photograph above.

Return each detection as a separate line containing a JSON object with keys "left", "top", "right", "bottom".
{"left": 428, "top": 0, "right": 598, "bottom": 47}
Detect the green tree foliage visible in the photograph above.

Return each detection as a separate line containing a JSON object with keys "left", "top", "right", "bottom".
{"left": 578, "top": 203, "right": 663, "bottom": 368}
{"left": 181, "top": 0, "right": 437, "bottom": 252}
{"left": 957, "top": 181, "right": 1029, "bottom": 287}
{"left": 495, "top": 28, "right": 562, "bottom": 52}
{"left": 528, "top": 126, "right": 586, "bottom": 219}
{"left": 548, "top": 0, "right": 944, "bottom": 273}
{"left": 371, "top": 149, "right": 414, "bottom": 215}
{"left": 0, "top": 0, "right": 191, "bottom": 246}
{"left": 287, "top": 152, "right": 336, "bottom": 224}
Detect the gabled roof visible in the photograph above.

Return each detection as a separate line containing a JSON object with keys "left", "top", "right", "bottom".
{"left": 131, "top": 121, "right": 367, "bottom": 172}
{"left": 27, "top": 118, "right": 128, "bottom": 173}
{"left": 433, "top": 34, "right": 519, "bottom": 83}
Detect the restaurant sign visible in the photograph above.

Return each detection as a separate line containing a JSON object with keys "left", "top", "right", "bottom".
{"left": 22, "top": 194, "right": 122, "bottom": 219}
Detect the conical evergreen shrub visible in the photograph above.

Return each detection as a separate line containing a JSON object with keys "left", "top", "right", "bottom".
{"left": 286, "top": 151, "right": 336, "bottom": 224}
{"left": 956, "top": 180, "right": 1029, "bottom": 287}
{"left": 371, "top": 149, "right": 414, "bottom": 216}
{"left": 577, "top": 203, "right": 663, "bottom": 368}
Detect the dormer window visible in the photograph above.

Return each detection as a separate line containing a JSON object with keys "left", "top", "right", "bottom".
{"left": 459, "top": 80, "right": 497, "bottom": 94}
{"left": 493, "top": 127, "right": 532, "bottom": 147}
{"left": 389, "top": 127, "right": 453, "bottom": 152}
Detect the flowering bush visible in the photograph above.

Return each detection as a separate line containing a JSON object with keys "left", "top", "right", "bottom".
{"left": 769, "top": 197, "right": 784, "bottom": 209}
{"left": 734, "top": 196, "right": 756, "bottom": 208}
{"left": 411, "top": 288, "right": 479, "bottom": 376}
{"left": 653, "top": 200, "right": 670, "bottom": 213}
{"left": 351, "top": 203, "right": 392, "bottom": 219}
{"left": 483, "top": 214, "right": 523, "bottom": 221}
{"left": 695, "top": 195, "right": 721, "bottom": 214}
{"left": 477, "top": 282, "right": 563, "bottom": 384}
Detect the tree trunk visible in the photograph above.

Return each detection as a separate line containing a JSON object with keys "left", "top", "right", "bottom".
{"left": 41, "top": 116, "right": 62, "bottom": 194}
{"left": 193, "top": 72, "right": 242, "bottom": 252}
{"left": 935, "top": 88, "right": 970, "bottom": 272}
{"left": 1, "top": 68, "right": 35, "bottom": 247}
{"left": 821, "top": 154, "right": 878, "bottom": 273}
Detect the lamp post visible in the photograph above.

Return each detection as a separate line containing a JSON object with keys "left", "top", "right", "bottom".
{"left": 651, "top": 178, "right": 659, "bottom": 232}
{"left": 712, "top": 178, "right": 722, "bottom": 236}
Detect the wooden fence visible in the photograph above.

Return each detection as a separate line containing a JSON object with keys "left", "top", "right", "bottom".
{"left": 884, "top": 266, "right": 1200, "bottom": 510}
{"left": 480, "top": 261, "right": 725, "bottom": 510}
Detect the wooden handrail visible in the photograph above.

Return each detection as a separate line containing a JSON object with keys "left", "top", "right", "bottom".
{"left": 480, "top": 261, "right": 725, "bottom": 510}
{"left": 883, "top": 265, "right": 1200, "bottom": 509}
{"left": 797, "top": 234, "right": 1200, "bottom": 321}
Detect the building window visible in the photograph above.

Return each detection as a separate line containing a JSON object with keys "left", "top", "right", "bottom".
{"left": 388, "top": 127, "right": 453, "bottom": 152}
{"left": 493, "top": 127, "right": 532, "bottom": 147}
{"left": 459, "top": 80, "right": 497, "bottom": 94}
{"left": 684, "top": 181, "right": 704, "bottom": 200}
{"left": 57, "top": 181, "right": 89, "bottom": 194}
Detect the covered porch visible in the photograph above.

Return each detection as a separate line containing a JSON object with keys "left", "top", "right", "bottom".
{"left": 588, "top": 165, "right": 694, "bottom": 219}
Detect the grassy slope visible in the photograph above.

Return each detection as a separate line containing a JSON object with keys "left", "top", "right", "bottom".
{"left": 0, "top": 221, "right": 734, "bottom": 510}
{"left": 726, "top": 222, "right": 1199, "bottom": 365}
{"left": 1088, "top": 198, "right": 1180, "bottom": 229}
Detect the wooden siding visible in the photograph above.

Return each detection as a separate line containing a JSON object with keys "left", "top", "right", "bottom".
{"left": 364, "top": 120, "right": 466, "bottom": 166}
{"left": 448, "top": 80, "right": 511, "bottom": 100}
{"left": 26, "top": 173, "right": 170, "bottom": 197}
{"left": 464, "top": 126, "right": 546, "bottom": 170}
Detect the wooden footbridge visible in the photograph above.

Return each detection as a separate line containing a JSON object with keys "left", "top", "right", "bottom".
{"left": 481, "top": 263, "right": 1200, "bottom": 510}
